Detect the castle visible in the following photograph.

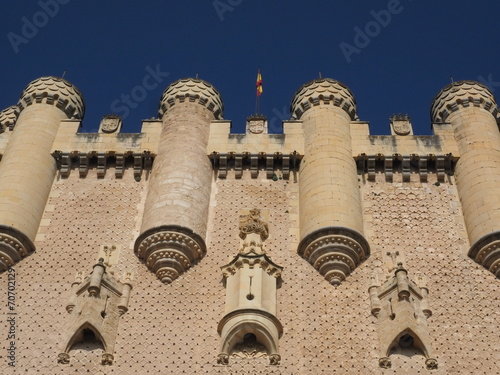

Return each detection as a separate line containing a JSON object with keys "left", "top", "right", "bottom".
{"left": 0, "top": 76, "right": 498, "bottom": 374}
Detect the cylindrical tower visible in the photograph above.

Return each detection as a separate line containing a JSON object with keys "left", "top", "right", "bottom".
{"left": 135, "top": 78, "right": 223, "bottom": 283}
{"left": 0, "top": 77, "right": 84, "bottom": 271}
{"left": 292, "top": 78, "right": 370, "bottom": 285}
{"left": 431, "top": 80, "right": 500, "bottom": 277}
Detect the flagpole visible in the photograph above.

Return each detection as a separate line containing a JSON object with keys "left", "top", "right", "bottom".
{"left": 255, "top": 68, "right": 263, "bottom": 115}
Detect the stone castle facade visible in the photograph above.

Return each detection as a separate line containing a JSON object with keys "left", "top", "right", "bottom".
{"left": 0, "top": 76, "right": 498, "bottom": 374}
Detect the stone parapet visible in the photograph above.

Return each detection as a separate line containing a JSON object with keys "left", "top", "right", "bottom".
{"left": 158, "top": 78, "right": 223, "bottom": 120}
{"left": 290, "top": 78, "right": 357, "bottom": 120}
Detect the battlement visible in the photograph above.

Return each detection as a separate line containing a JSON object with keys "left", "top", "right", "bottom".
{"left": 0, "top": 76, "right": 499, "bottom": 373}
{"left": 0, "top": 77, "right": 495, "bottom": 182}
{"left": 0, "top": 77, "right": 488, "bottom": 181}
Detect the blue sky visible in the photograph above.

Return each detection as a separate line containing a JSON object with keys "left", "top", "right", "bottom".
{"left": 1, "top": 0, "right": 499, "bottom": 134}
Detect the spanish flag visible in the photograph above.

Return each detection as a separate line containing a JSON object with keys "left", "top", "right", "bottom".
{"left": 256, "top": 69, "right": 263, "bottom": 96}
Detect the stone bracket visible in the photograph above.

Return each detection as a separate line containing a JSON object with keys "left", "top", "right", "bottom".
{"left": 52, "top": 151, "right": 155, "bottom": 179}
{"left": 134, "top": 225, "right": 207, "bottom": 284}
{"left": 357, "top": 154, "right": 454, "bottom": 182}
{"left": 297, "top": 226, "right": 370, "bottom": 286}
{"left": 97, "top": 153, "right": 106, "bottom": 178}
{"left": 210, "top": 152, "right": 301, "bottom": 180}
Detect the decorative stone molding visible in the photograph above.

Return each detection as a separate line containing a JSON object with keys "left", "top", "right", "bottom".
{"left": 231, "top": 338, "right": 268, "bottom": 358}
{"left": 134, "top": 225, "right": 207, "bottom": 284}
{"left": 0, "top": 225, "right": 35, "bottom": 271}
{"left": 390, "top": 114, "right": 413, "bottom": 136}
{"left": 468, "top": 231, "right": 500, "bottom": 278}
{"left": 18, "top": 76, "right": 85, "bottom": 119}
{"left": 218, "top": 309, "right": 283, "bottom": 366}
{"left": 57, "top": 353, "right": 70, "bottom": 364}
{"left": 58, "top": 259, "right": 132, "bottom": 365}
{"left": 290, "top": 78, "right": 358, "bottom": 120}
{"left": 369, "top": 263, "right": 437, "bottom": 370}
{"left": 101, "top": 353, "right": 114, "bottom": 366}
{"left": 210, "top": 151, "right": 301, "bottom": 180}
{"left": 0, "top": 105, "right": 19, "bottom": 132}
{"left": 246, "top": 114, "right": 267, "bottom": 134}
{"left": 238, "top": 208, "right": 269, "bottom": 255}
{"left": 97, "top": 244, "right": 121, "bottom": 268}
{"left": 218, "top": 210, "right": 283, "bottom": 366}
{"left": 356, "top": 153, "right": 454, "bottom": 183}
{"left": 158, "top": 78, "right": 223, "bottom": 120}
{"left": 430, "top": 80, "right": 498, "bottom": 123}
{"left": 217, "top": 353, "right": 229, "bottom": 365}
{"left": 221, "top": 252, "right": 283, "bottom": 281}
{"left": 297, "top": 227, "right": 370, "bottom": 286}
{"left": 99, "top": 115, "right": 122, "bottom": 133}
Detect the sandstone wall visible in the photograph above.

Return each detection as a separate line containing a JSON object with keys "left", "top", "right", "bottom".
{"left": 0, "top": 153, "right": 498, "bottom": 375}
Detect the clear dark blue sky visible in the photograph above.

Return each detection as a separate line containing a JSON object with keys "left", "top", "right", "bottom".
{"left": 1, "top": 0, "right": 499, "bottom": 135}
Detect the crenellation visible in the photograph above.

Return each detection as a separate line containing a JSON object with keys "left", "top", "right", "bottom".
{"left": 0, "top": 75, "right": 499, "bottom": 374}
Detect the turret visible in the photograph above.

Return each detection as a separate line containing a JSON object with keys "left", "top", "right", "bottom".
{"left": 134, "top": 78, "right": 223, "bottom": 283}
{"left": 0, "top": 76, "right": 84, "bottom": 271}
{"left": 292, "top": 78, "right": 370, "bottom": 285}
{"left": 431, "top": 81, "right": 500, "bottom": 277}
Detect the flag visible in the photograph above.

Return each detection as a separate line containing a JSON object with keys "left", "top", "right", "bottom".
{"left": 256, "top": 69, "right": 263, "bottom": 96}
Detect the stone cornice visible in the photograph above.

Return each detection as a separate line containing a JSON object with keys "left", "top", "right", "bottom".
{"left": 290, "top": 78, "right": 358, "bottom": 120}
{"left": 355, "top": 153, "right": 455, "bottom": 183}
{"left": 52, "top": 150, "right": 154, "bottom": 179}
{"left": 430, "top": 80, "right": 498, "bottom": 123}
{"left": 18, "top": 76, "right": 85, "bottom": 119}
{"left": 158, "top": 78, "right": 223, "bottom": 120}
{"left": 210, "top": 151, "right": 301, "bottom": 180}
